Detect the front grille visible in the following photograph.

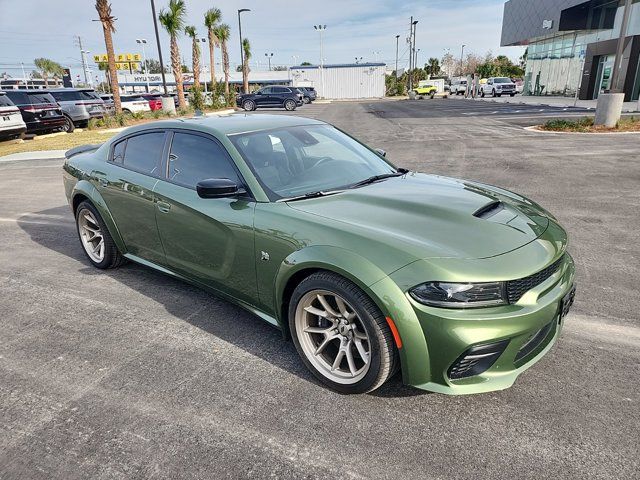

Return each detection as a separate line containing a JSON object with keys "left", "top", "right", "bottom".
{"left": 506, "top": 255, "right": 565, "bottom": 304}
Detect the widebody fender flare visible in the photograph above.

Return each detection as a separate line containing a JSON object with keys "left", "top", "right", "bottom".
{"left": 70, "top": 179, "right": 126, "bottom": 253}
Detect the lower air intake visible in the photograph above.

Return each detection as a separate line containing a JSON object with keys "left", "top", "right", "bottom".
{"left": 448, "top": 340, "right": 510, "bottom": 380}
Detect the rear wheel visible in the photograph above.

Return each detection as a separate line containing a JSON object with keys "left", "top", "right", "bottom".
{"left": 303, "top": 96, "right": 311, "bottom": 104}
{"left": 510, "top": 93, "right": 515, "bottom": 97}
{"left": 75, "top": 201, "right": 125, "bottom": 269}
{"left": 62, "top": 116, "right": 75, "bottom": 133}
{"left": 481, "top": 90, "right": 485, "bottom": 98}
{"left": 289, "top": 272, "right": 398, "bottom": 394}
{"left": 284, "top": 99, "right": 297, "bottom": 111}
{"left": 492, "top": 89, "right": 497, "bottom": 97}
{"left": 242, "top": 99, "right": 256, "bottom": 111}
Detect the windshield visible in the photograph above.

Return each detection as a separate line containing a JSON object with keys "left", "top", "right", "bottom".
{"left": 229, "top": 124, "right": 396, "bottom": 200}
{"left": 494, "top": 78, "right": 512, "bottom": 83}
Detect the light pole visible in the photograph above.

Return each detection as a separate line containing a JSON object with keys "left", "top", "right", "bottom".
{"left": 150, "top": 0, "right": 168, "bottom": 96}
{"left": 291, "top": 55, "right": 298, "bottom": 66}
{"left": 314, "top": 25, "right": 326, "bottom": 98}
{"left": 136, "top": 39, "right": 150, "bottom": 93}
{"left": 395, "top": 34, "right": 400, "bottom": 80}
{"left": 238, "top": 8, "right": 250, "bottom": 93}
{"left": 265, "top": 52, "right": 273, "bottom": 71}
{"left": 372, "top": 51, "right": 380, "bottom": 62}
{"left": 459, "top": 44, "right": 466, "bottom": 76}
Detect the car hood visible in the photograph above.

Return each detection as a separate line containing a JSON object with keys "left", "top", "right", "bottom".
{"left": 287, "top": 173, "right": 550, "bottom": 261}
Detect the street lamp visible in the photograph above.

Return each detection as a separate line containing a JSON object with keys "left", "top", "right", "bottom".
{"left": 395, "top": 34, "right": 400, "bottom": 80}
{"left": 314, "top": 25, "right": 327, "bottom": 98}
{"left": 238, "top": 8, "right": 250, "bottom": 93}
{"left": 150, "top": 0, "right": 168, "bottom": 96}
{"left": 136, "top": 39, "right": 149, "bottom": 93}
{"left": 264, "top": 52, "right": 273, "bottom": 71}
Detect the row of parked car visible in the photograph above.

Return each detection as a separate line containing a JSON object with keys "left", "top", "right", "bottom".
{"left": 0, "top": 88, "right": 190, "bottom": 141}
{"left": 449, "top": 77, "right": 523, "bottom": 97}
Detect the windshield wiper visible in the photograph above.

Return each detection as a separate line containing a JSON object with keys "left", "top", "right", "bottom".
{"left": 278, "top": 189, "right": 344, "bottom": 202}
{"left": 349, "top": 168, "right": 409, "bottom": 189}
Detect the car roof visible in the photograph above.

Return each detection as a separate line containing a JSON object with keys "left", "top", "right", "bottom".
{"left": 124, "top": 114, "right": 326, "bottom": 136}
{"left": 49, "top": 88, "right": 96, "bottom": 92}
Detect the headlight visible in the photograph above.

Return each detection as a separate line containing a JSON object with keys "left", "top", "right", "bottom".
{"left": 409, "top": 282, "right": 507, "bottom": 308}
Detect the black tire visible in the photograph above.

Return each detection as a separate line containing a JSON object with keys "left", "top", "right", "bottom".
{"left": 481, "top": 90, "right": 485, "bottom": 98}
{"left": 243, "top": 100, "right": 255, "bottom": 111}
{"left": 492, "top": 89, "right": 496, "bottom": 97}
{"left": 510, "top": 93, "right": 515, "bottom": 97}
{"left": 75, "top": 200, "right": 126, "bottom": 269}
{"left": 122, "top": 108, "right": 132, "bottom": 115}
{"left": 303, "top": 96, "right": 311, "bottom": 104}
{"left": 430, "top": 91, "right": 435, "bottom": 99}
{"left": 497, "top": 93, "right": 502, "bottom": 97}
{"left": 62, "top": 116, "right": 75, "bottom": 133}
{"left": 284, "top": 99, "right": 296, "bottom": 111}
{"left": 289, "top": 271, "right": 399, "bottom": 394}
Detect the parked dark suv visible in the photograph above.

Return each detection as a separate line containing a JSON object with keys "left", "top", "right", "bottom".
{"left": 296, "top": 86, "right": 317, "bottom": 104}
{"left": 236, "top": 85, "right": 303, "bottom": 111}
{"left": 4, "top": 90, "right": 66, "bottom": 134}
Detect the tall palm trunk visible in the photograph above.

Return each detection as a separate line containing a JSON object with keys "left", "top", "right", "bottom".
{"left": 170, "top": 34, "right": 186, "bottom": 109}
{"left": 242, "top": 62, "right": 249, "bottom": 94}
{"left": 191, "top": 37, "right": 200, "bottom": 90}
{"left": 102, "top": 22, "right": 121, "bottom": 113}
{"left": 207, "top": 30, "right": 216, "bottom": 87}
{"left": 222, "top": 40, "right": 230, "bottom": 96}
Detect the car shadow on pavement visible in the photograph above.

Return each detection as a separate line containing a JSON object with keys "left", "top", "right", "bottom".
{"left": 18, "top": 205, "right": 425, "bottom": 398}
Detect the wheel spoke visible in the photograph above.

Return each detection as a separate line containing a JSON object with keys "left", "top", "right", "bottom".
{"left": 304, "top": 326, "right": 332, "bottom": 334}
{"left": 317, "top": 294, "right": 339, "bottom": 317}
{"left": 92, "top": 239, "right": 104, "bottom": 254}
{"left": 331, "top": 346, "right": 345, "bottom": 371}
{"left": 345, "top": 341, "right": 357, "bottom": 376}
{"left": 314, "top": 333, "right": 339, "bottom": 356}
{"left": 353, "top": 327, "right": 368, "bottom": 340}
{"left": 354, "top": 338, "right": 369, "bottom": 363}
{"left": 335, "top": 297, "right": 351, "bottom": 319}
{"left": 304, "top": 305, "right": 329, "bottom": 319}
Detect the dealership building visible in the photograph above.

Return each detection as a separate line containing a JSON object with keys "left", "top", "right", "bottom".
{"left": 502, "top": 0, "right": 640, "bottom": 100}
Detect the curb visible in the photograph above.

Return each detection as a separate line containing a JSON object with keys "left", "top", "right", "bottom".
{"left": 0, "top": 150, "right": 67, "bottom": 163}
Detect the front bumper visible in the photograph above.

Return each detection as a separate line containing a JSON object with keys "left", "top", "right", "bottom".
{"left": 369, "top": 245, "right": 575, "bottom": 395}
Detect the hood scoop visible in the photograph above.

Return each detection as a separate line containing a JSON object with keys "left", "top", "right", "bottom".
{"left": 473, "top": 201, "right": 504, "bottom": 219}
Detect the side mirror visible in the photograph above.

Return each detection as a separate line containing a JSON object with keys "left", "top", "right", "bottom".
{"left": 196, "top": 178, "right": 245, "bottom": 199}
{"left": 255, "top": 91, "right": 262, "bottom": 95}
{"left": 374, "top": 148, "right": 386, "bottom": 157}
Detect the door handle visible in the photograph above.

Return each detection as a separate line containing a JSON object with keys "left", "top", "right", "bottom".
{"left": 157, "top": 201, "right": 171, "bottom": 213}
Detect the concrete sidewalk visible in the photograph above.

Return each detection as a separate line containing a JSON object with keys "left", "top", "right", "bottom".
{"left": 0, "top": 150, "right": 66, "bottom": 163}
{"left": 453, "top": 94, "right": 640, "bottom": 112}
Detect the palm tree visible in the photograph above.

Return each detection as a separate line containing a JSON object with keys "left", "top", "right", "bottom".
{"left": 33, "top": 58, "right": 63, "bottom": 88}
{"left": 159, "top": 0, "right": 187, "bottom": 109}
{"left": 204, "top": 8, "right": 221, "bottom": 89}
{"left": 242, "top": 38, "right": 251, "bottom": 94}
{"left": 95, "top": 0, "right": 121, "bottom": 113}
{"left": 185, "top": 26, "right": 200, "bottom": 90}
{"left": 214, "top": 23, "right": 231, "bottom": 97}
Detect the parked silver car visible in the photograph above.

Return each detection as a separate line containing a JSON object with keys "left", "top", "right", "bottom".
{"left": 49, "top": 88, "right": 106, "bottom": 132}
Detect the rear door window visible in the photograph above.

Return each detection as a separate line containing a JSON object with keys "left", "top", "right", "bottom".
{"left": 26, "top": 92, "right": 57, "bottom": 105}
{"left": 167, "top": 132, "right": 239, "bottom": 189}
{"left": 5, "top": 91, "right": 29, "bottom": 105}
{"left": 51, "top": 91, "right": 80, "bottom": 102}
{"left": 0, "top": 95, "right": 15, "bottom": 107}
{"left": 120, "top": 132, "right": 166, "bottom": 175}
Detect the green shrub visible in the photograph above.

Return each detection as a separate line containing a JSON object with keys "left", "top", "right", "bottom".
{"left": 543, "top": 117, "right": 593, "bottom": 132}
{"left": 131, "top": 111, "right": 145, "bottom": 120}
{"left": 151, "top": 110, "right": 162, "bottom": 119}
{"left": 87, "top": 118, "right": 100, "bottom": 130}
{"left": 114, "top": 113, "right": 128, "bottom": 127}
{"left": 190, "top": 86, "right": 205, "bottom": 111}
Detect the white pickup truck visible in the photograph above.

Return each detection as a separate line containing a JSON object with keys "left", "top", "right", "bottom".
{"left": 479, "top": 77, "right": 517, "bottom": 98}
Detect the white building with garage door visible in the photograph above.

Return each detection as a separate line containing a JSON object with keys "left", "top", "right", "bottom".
{"left": 290, "top": 63, "right": 386, "bottom": 99}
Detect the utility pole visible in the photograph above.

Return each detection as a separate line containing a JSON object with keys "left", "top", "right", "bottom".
{"left": 150, "top": 0, "right": 168, "bottom": 95}
{"left": 407, "top": 16, "right": 413, "bottom": 92}
{"left": 76, "top": 36, "right": 92, "bottom": 86}
{"left": 314, "top": 25, "right": 326, "bottom": 98}
{"left": 459, "top": 44, "right": 466, "bottom": 77}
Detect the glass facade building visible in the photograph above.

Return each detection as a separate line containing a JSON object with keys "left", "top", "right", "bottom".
{"left": 502, "top": 0, "right": 640, "bottom": 100}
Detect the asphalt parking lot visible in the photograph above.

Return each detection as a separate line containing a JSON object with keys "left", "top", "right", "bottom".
{"left": 1, "top": 98, "right": 639, "bottom": 479}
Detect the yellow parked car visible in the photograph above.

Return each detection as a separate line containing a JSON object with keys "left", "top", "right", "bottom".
{"left": 413, "top": 85, "right": 438, "bottom": 98}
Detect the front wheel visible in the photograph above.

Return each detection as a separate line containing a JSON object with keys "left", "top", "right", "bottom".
{"left": 303, "top": 97, "right": 311, "bottom": 104}
{"left": 481, "top": 90, "right": 485, "bottom": 98}
{"left": 284, "top": 99, "right": 297, "bottom": 111}
{"left": 75, "top": 201, "right": 125, "bottom": 269}
{"left": 492, "top": 89, "right": 497, "bottom": 97}
{"left": 510, "top": 93, "right": 515, "bottom": 97}
{"left": 242, "top": 100, "right": 256, "bottom": 111}
{"left": 289, "top": 272, "right": 399, "bottom": 394}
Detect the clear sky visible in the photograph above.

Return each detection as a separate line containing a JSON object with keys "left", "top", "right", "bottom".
{"left": 0, "top": 0, "right": 524, "bottom": 81}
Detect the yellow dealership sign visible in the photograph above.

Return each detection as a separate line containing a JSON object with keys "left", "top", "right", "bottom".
{"left": 95, "top": 54, "right": 142, "bottom": 70}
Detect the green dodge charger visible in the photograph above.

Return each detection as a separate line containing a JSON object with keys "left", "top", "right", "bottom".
{"left": 63, "top": 114, "right": 575, "bottom": 394}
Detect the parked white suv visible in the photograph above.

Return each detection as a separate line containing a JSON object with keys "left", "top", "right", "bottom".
{"left": 0, "top": 92, "right": 27, "bottom": 140}
{"left": 450, "top": 79, "right": 467, "bottom": 95}
{"left": 100, "top": 94, "right": 150, "bottom": 114}
{"left": 480, "top": 77, "right": 517, "bottom": 98}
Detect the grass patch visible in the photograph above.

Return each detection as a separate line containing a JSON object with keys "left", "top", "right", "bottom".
{"left": 541, "top": 115, "right": 640, "bottom": 133}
